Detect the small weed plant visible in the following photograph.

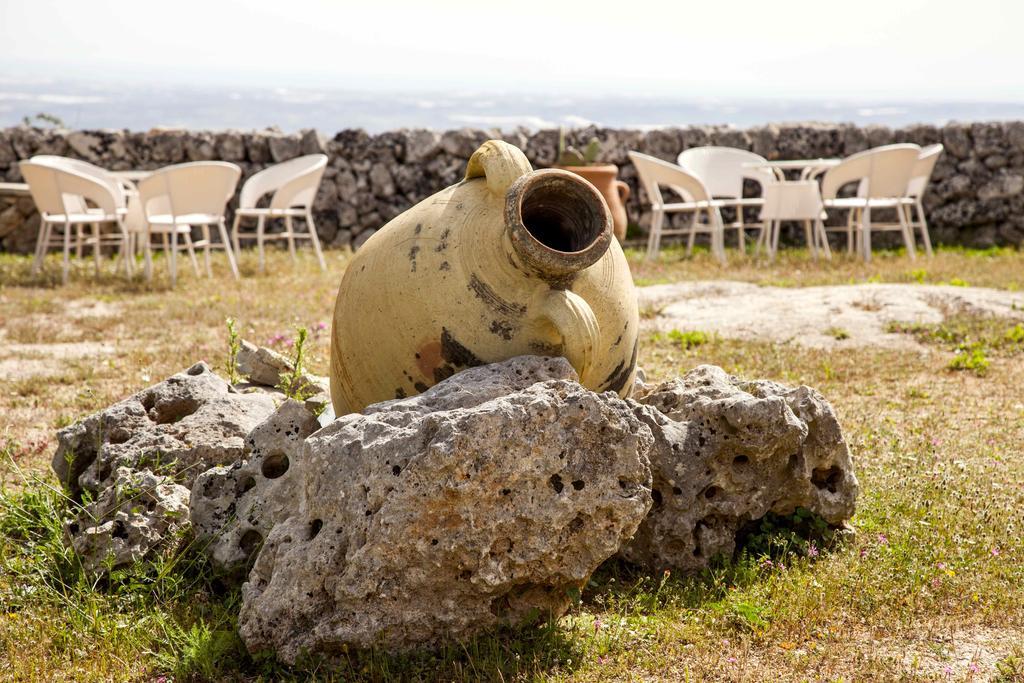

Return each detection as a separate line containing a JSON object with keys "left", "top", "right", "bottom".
{"left": 224, "top": 317, "right": 242, "bottom": 384}
{"left": 948, "top": 343, "right": 990, "bottom": 375}
{"left": 277, "top": 326, "right": 313, "bottom": 401}
{"left": 667, "top": 329, "right": 710, "bottom": 349}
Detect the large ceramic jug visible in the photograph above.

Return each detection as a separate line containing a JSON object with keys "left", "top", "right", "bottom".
{"left": 329, "top": 140, "right": 639, "bottom": 415}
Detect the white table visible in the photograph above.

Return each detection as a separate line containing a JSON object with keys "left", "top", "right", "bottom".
{"left": 744, "top": 158, "right": 841, "bottom": 179}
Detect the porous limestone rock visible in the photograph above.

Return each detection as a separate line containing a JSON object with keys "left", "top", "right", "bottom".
{"left": 66, "top": 466, "right": 190, "bottom": 573}
{"left": 236, "top": 340, "right": 293, "bottom": 387}
{"left": 190, "top": 399, "right": 320, "bottom": 573}
{"left": 621, "top": 365, "right": 858, "bottom": 571}
{"left": 238, "top": 356, "right": 653, "bottom": 660}
{"left": 52, "top": 362, "right": 277, "bottom": 497}
{"left": 235, "top": 339, "right": 330, "bottom": 411}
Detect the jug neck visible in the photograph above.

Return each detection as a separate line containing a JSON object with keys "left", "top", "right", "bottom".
{"left": 504, "top": 169, "right": 612, "bottom": 286}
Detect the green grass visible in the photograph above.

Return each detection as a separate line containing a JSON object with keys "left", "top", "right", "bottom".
{"left": 2, "top": 247, "right": 1024, "bottom": 679}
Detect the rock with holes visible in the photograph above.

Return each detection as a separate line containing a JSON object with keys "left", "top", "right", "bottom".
{"left": 66, "top": 466, "right": 191, "bottom": 573}
{"left": 238, "top": 356, "right": 653, "bottom": 660}
{"left": 52, "top": 362, "right": 277, "bottom": 498}
{"left": 190, "top": 399, "right": 320, "bottom": 574}
{"left": 235, "top": 339, "right": 330, "bottom": 412}
{"left": 620, "top": 364, "right": 858, "bottom": 572}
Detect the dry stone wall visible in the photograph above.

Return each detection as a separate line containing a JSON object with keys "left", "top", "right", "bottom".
{"left": 2, "top": 121, "right": 1023, "bottom": 253}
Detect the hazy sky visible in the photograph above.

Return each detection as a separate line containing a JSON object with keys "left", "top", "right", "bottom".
{"left": 1, "top": 0, "right": 1022, "bottom": 100}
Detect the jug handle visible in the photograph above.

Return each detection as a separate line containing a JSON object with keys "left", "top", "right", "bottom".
{"left": 615, "top": 180, "right": 630, "bottom": 202}
{"left": 464, "top": 140, "right": 533, "bottom": 196}
{"left": 541, "top": 289, "right": 599, "bottom": 384}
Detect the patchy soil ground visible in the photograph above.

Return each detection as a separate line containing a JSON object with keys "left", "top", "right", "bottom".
{"left": 1, "top": 246, "right": 1024, "bottom": 682}
{"left": 640, "top": 281, "right": 1024, "bottom": 349}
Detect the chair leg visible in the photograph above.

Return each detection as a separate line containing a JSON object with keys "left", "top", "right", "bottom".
{"left": 686, "top": 213, "right": 698, "bottom": 257}
{"left": 186, "top": 231, "right": 201, "bottom": 276}
{"left": 646, "top": 209, "right": 664, "bottom": 261}
{"left": 897, "top": 203, "right": 917, "bottom": 260}
{"left": 201, "top": 224, "right": 212, "bottom": 276}
{"left": 916, "top": 199, "right": 934, "bottom": 257}
{"left": 861, "top": 207, "right": 872, "bottom": 263}
{"left": 62, "top": 220, "right": 72, "bottom": 285}
{"left": 771, "top": 220, "right": 782, "bottom": 262}
{"left": 118, "top": 220, "right": 134, "bottom": 276}
{"left": 711, "top": 208, "right": 726, "bottom": 265}
{"left": 218, "top": 219, "right": 240, "bottom": 280}
{"left": 816, "top": 219, "right": 832, "bottom": 260}
{"left": 256, "top": 215, "right": 266, "bottom": 272}
{"left": 285, "top": 215, "right": 297, "bottom": 262}
{"left": 144, "top": 227, "right": 154, "bottom": 281}
{"left": 306, "top": 210, "right": 326, "bottom": 271}
{"left": 169, "top": 230, "right": 178, "bottom": 287}
{"left": 75, "top": 224, "right": 84, "bottom": 259}
{"left": 231, "top": 214, "right": 242, "bottom": 257}
{"left": 32, "top": 219, "right": 50, "bottom": 274}
{"left": 92, "top": 223, "right": 101, "bottom": 275}
{"left": 846, "top": 209, "right": 856, "bottom": 254}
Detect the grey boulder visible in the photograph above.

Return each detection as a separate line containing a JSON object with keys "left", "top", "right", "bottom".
{"left": 621, "top": 364, "right": 858, "bottom": 571}
{"left": 190, "top": 399, "right": 320, "bottom": 573}
{"left": 238, "top": 356, "right": 653, "bottom": 661}
{"left": 52, "top": 362, "right": 277, "bottom": 497}
{"left": 235, "top": 339, "right": 330, "bottom": 411}
{"left": 66, "top": 466, "right": 191, "bottom": 573}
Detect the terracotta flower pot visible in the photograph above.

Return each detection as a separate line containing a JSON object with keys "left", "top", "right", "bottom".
{"left": 553, "top": 164, "right": 630, "bottom": 242}
{"left": 329, "top": 140, "right": 640, "bottom": 415}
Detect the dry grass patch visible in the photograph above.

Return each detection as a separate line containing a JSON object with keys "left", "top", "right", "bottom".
{"left": 627, "top": 244, "right": 1024, "bottom": 291}
{"left": 1, "top": 246, "right": 1023, "bottom": 681}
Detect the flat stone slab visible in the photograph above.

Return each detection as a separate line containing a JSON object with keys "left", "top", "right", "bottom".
{"left": 639, "top": 281, "right": 1024, "bottom": 350}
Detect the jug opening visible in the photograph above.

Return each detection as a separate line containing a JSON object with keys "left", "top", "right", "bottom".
{"left": 506, "top": 169, "right": 612, "bottom": 280}
{"left": 521, "top": 182, "right": 603, "bottom": 252}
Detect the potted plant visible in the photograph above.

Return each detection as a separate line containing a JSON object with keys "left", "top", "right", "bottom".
{"left": 553, "top": 130, "right": 630, "bottom": 243}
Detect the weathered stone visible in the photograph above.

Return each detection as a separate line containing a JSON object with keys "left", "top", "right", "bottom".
{"left": 620, "top": 365, "right": 858, "bottom": 571}
{"left": 184, "top": 131, "right": 216, "bottom": 161}
{"left": 215, "top": 131, "right": 246, "bottom": 161}
{"left": 238, "top": 356, "right": 652, "bottom": 660}
{"left": 368, "top": 162, "right": 395, "bottom": 197}
{"left": 300, "top": 128, "right": 327, "bottom": 156}
{"left": 190, "top": 399, "right": 320, "bottom": 573}
{"left": 146, "top": 129, "right": 186, "bottom": 164}
{"left": 978, "top": 174, "right": 1024, "bottom": 201}
{"left": 403, "top": 129, "right": 441, "bottom": 163}
{"left": 236, "top": 340, "right": 293, "bottom": 387}
{"left": 268, "top": 133, "right": 301, "bottom": 162}
{"left": 2, "top": 122, "right": 1024, "bottom": 252}
{"left": 0, "top": 205, "right": 20, "bottom": 239}
{"left": 52, "top": 362, "right": 276, "bottom": 497}
{"left": 234, "top": 340, "right": 329, "bottom": 411}
{"left": 65, "top": 131, "right": 103, "bottom": 162}
{"left": 67, "top": 466, "right": 190, "bottom": 573}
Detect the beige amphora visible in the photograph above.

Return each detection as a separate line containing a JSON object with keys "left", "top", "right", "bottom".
{"left": 329, "top": 140, "right": 639, "bottom": 415}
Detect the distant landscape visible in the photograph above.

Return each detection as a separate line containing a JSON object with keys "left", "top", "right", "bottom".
{"left": 3, "top": 77, "right": 1024, "bottom": 132}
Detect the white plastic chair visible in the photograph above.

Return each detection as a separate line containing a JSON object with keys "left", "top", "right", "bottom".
{"left": 900, "top": 143, "right": 943, "bottom": 257}
{"left": 818, "top": 144, "right": 920, "bottom": 262}
{"left": 758, "top": 181, "right": 831, "bottom": 262}
{"left": 628, "top": 151, "right": 725, "bottom": 264}
{"left": 677, "top": 146, "right": 778, "bottom": 250}
{"left": 137, "top": 161, "right": 241, "bottom": 285}
{"left": 20, "top": 161, "right": 131, "bottom": 283}
{"left": 29, "top": 155, "right": 136, "bottom": 265}
{"left": 230, "top": 154, "right": 327, "bottom": 272}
